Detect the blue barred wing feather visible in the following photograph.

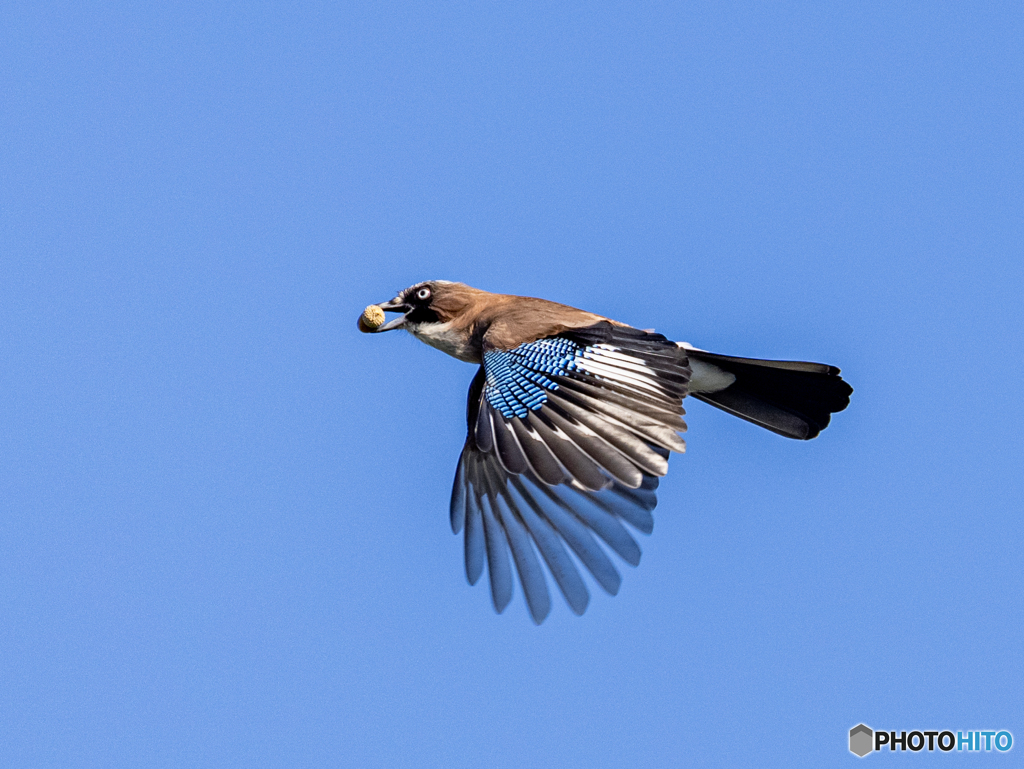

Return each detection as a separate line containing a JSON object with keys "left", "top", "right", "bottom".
{"left": 449, "top": 322, "right": 690, "bottom": 623}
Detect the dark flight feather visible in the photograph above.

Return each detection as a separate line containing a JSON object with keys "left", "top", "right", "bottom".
{"left": 449, "top": 323, "right": 686, "bottom": 620}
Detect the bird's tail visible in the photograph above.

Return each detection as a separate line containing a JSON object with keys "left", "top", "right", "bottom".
{"left": 682, "top": 346, "right": 852, "bottom": 440}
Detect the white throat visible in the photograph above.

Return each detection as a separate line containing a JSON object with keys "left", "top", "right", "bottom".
{"left": 409, "top": 321, "right": 476, "bottom": 362}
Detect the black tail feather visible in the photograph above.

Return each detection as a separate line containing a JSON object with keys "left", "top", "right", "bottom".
{"left": 687, "top": 350, "right": 852, "bottom": 440}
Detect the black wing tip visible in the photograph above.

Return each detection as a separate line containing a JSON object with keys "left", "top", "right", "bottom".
{"left": 568, "top": 592, "right": 590, "bottom": 616}
{"left": 491, "top": 589, "right": 512, "bottom": 614}
{"left": 528, "top": 605, "right": 551, "bottom": 625}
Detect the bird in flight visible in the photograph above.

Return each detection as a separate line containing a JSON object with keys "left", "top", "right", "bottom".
{"left": 360, "top": 281, "right": 852, "bottom": 623}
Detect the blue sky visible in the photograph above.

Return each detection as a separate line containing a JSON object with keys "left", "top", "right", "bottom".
{"left": 2, "top": 1, "right": 1021, "bottom": 766}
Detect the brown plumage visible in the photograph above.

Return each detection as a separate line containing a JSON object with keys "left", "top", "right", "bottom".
{"left": 386, "top": 281, "right": 612, "bottom": 361}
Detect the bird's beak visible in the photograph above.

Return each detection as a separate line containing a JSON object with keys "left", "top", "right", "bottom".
{"left": 374, "top": 298, "right": 411, "bottom": 331}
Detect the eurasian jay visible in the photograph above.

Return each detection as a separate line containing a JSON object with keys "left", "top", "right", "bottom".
{"left": 361, "top": 280, "right": 852, "bottom": 623}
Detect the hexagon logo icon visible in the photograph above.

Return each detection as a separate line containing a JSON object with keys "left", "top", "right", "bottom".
{"left": 850, "top": 724, "right": 873, "bottom": 757}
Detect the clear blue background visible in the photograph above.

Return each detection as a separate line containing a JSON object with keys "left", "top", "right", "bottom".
{"left": 3, "top": 2, "right": 1021, "bottom": 766}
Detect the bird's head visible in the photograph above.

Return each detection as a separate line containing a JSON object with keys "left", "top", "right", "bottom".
{"left": 367, "top": 280, "right": 477, "bottom": 333}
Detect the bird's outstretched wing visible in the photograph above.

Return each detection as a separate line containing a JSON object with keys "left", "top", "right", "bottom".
{"left": 449, "top": 321, "right": 690, "bottom": 623}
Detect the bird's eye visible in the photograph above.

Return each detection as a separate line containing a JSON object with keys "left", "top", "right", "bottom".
{"left": 416, "top": 287, "right": 431, "bottom": 301}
